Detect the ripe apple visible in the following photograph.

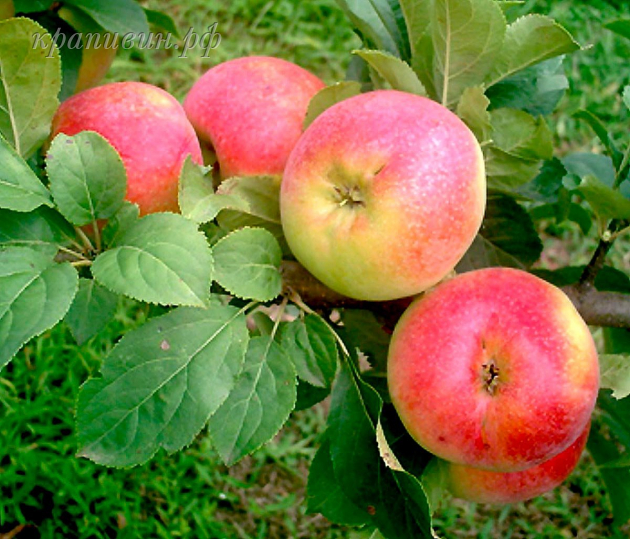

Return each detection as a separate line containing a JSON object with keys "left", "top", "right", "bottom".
{"left": 51, "top": 81, "right": 203, "bottom": 215}
{"left": 445, "top": 422, "right": 590, "bottom": 504}
{"left": 280, "top": 90, "right": 486, "bottom": 301}
{"left": 388, "top": 267, "right": 599, "bottom": 472}
{"left": 183, "top": 55, "right": 325, "bottom": 179}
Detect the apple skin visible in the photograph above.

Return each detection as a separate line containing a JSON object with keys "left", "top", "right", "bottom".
{"left": 445, "top": 422, "right": 590, "bottom": 504}
{"left": 280, "top": 90, "right": 486, "bottom": 301}
{"left": 387, "top": 267, "right": 599, "bottom": 472}
{"left": 183, "top": 55, "right": 325, "bottom": 179}
{"left": 50, "top": 81, "right": 203, "bottom": 215}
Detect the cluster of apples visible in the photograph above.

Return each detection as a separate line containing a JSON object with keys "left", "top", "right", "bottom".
{"left": 50, "top": 55, "right": 600, "bottom": 504}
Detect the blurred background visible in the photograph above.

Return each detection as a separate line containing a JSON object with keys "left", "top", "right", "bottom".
{"left": 2, "top": 0, "right": 630, "bottom": 537}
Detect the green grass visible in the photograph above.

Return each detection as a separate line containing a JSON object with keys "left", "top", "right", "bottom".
{"left": 4, "top": 0, "right": 630, "bottom": 537}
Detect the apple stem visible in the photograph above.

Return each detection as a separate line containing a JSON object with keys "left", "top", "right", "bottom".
{"left": 75, "top": 226, "right": 95, "bottom": 254}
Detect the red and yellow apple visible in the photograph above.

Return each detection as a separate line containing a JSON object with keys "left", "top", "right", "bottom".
{"left": 183, "top": 55, "right": 325, "bottom": 179}
{"left": 280, "top": 90, "right": 486, "bottom": 301}
{"left": 51, "top": 81, "right": 202, "bottom": 215}
{"left": 445, "top": 422, "right": 590, "bottom": 504}
{"left": 388, "top": 267, "right": 599, "bottom": 472}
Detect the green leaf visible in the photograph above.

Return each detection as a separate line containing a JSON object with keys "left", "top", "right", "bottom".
{"left": 486, "top": 14, "right": 580, "bottom": 88}
{"left": 599, "top": 390, "right": 630, "bottom": 449}
{"left": 456, "top": 235, "right": 525, "bottom": 271}
{"left": 92, "top": 213, "right": 213, "bottom": 307}
{"left": 327, "top": 361, "right": 434, "bottom": 538}
{"left": 0, "top": 133, "right": 52, "bottom": 211}
{"left": 0, "top": 207, "right": 75, "bottom": 250}
{"left": 33, "top": 11, "right": 83, "bottom": 101}
{"left": 604, "top": 327, "right": 630, "bottom": 355}
{"left": 338, "top": 310, "right": 391, "bottom": 372}
{"left": 529, "top": 202, "right": 593, "bottom": 235}
{"left": 600, "top": 355, "right": 630, "bottom": 400}
{"left": 14, "top": 0, "right": 54, "bottom": 12}
{"left": 307, "top": 437, "right": 372, "bottom": 526}
{"left": 295, "top": 379, "right": 331, "bottom": 411}
{"left": 353, "top": 50, "right": 426, "bottom": 96}
{"left": 588, "top": 422, "right": 630, "bottom": 525}
{"left": 207, "top": 336, "right": 297, "bottom": 466}
{"left": 216, "top": 176, "right": 281, "bottom": 225}
{"left": 304, "top": 81, "right": 362, "bottom": 129}
{"left": 76, "top": 305, "right": 249, "bottom": 466}
{"left": 327, "top": 359, "right": 382, "bottom": 517}
{"left": 604, "top": 18, "right": 630, "bottom": 41}
{"left": 280, "top": 314, "right": 338, "bottom": 388}
{"left": 458, "top": 194, "right": 543, "bottom": 271}
{"left": 178, "top": 157, "right": 246, "bottom": 223}
{"left": 47, "top": 132, "right": 127, "bottom": 226}
{"left": 410, "top": 30, "right": 437, "bottom": 100}
{"left": 518, "top": 158, "right": 567, "bottom": 203}
{"left": 213, "top": 227, "right": 282, "bottom": 302}
{"left": 377, "top": 470, "right": 433, "bottom": 539}
{"left": 574, "top": 110, "right": 623, "bottom": 170}
{"left": 0, "top": 18, "right": 61, "bottom": 158}
{"left": 623, "top": 86, "right": 630, "bottom": 112}
{"left": 571, "top": 174, "right": 630, "bottom": 222}
{"left": 64, "top": 278, "right": 118, "bottom": 345}
{"left": 379, "top": 403, "right": 433, "bottom": 478}
{"left": 486, "top": 56, "right": 569, "bottom": 116}
{"left": 491, "top": 108, "right": 553, "bottom": 161}
{"left": 456, "top": 86, "right": 491, "bottom": 142}
{"left": 432, "top": 0, "right": 506, "bottom": 106}
{"left": 485, "top": 108, "right": 553, "bottom": 191}
{"left": 533, "top": 266, "right": 630, "bottom": 294}
{"left": 399, "top": 0, "right": 430, "bottom": 57}
{"left": 496, "top": 0, "right": 524, "bottom": 11}
{"left": 63, "top": 0, "right": 149, "bottom": 35}
{"left": 144, "top": 7, "right": 179, "bottom": 37}
{"left": 100, "top": 201, "right": 139, "bottom": 248}
{"left": 0, "top": 246, "right": 78, "bottom": 370}
{"left": 334, "top": 0, "right": 408, "bottom": 58}
{"left": 479, "top": 194, "right": 543, "bottom": 266}
{"left": 484, "top": 148, "right": 542, "bottom": 192}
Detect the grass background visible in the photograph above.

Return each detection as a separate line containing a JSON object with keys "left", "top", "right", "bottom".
{"left": 2, "top": 0, "right": 630, "bottom": 537}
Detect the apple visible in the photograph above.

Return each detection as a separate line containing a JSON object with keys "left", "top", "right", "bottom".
{"left": 388, "top": 267, "right": 599, "bottom": 472}
{"left": 183, "top": 55, "right": 325, "bottom": 179}
{"left": 444, "top": 422, "right": 590, "bottom": 504}
{"left": 50, "top": 81, "right": 203, "bottom": 215}
{"left": 0, "top": 0, "right": 13, "bottom": 20}
{"left": 58, "top": 6, "right": 118, "bottom": 92}
{"left": 280, "top": 90, "right": 486, "bottom": 301}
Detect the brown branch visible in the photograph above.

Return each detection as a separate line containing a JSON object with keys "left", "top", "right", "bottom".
{"left": 561, "top": 286, "right": 630, "bottom": 329}
{"left": 281, "top": 261, "right": 630, "bottom": 329}
{"left": 579, "top": 219, "right": 629, "bottom": 289}
{"left": 280, "top": 261, "right": 412, "bottom": 330}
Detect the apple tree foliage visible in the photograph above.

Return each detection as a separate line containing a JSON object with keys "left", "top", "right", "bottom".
{"left": 2, "top": 0, "right": 630, "bottom": 537}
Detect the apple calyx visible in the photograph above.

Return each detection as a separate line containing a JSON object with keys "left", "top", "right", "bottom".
{"left": 333, "top": 184, "right": 366, "bottom": 209}
{"left": 482, "top": 361, "right": 501, "bottom": 395}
